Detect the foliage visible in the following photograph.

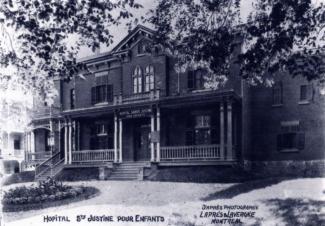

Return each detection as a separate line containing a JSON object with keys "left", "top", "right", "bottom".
{"left": 2, "top": 177, "right": 84, "bottom": 205}
{"left": 0, "top": 0, "right": 142, "bottom": 100}
{"left": 148, "top": 0, "right": 325, "bottom": 87}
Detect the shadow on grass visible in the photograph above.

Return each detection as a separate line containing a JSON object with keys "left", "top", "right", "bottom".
{"left": 202, "top": 177, "right": 294, "bottom": 201}
{"left": 265, "top": 198, "right": 325, "bottom": 225}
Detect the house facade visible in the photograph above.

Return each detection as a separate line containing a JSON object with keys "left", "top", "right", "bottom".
{"left": 25, "top": 25, "right": 325, "bottom": 180}
{"left": 0, "top": 98, "right": 31, "bottom": 174}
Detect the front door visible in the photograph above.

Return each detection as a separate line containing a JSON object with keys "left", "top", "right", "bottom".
{"left": 134, "top": 125, "right": 150, "bottom": 161}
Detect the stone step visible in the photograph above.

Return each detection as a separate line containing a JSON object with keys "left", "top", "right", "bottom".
{"left": 113, "top": 168, "right": 140, "bottom": 172}
{"left": 107, "top": 162, "right": 148, "bottom": 180}
{"left": 109, "top": 176, "right": 139, "bottom": 179}
{"left": 107, "top": 178, "right": 138, "bottom": 181}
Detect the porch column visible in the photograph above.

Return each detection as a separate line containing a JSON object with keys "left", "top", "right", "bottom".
{"left": 58, "top": 121, "right": 61, "bottom": 156}
{"left": 68, "top": 120, "right": 73, "bottom": 164}
{"left": 114, "top": 114, "right": 118, "bottom": 163}
{"left": 77, "top": 121, "right": 80, "bottom": 151}
{"left": 31, "top": 130, "right": 35, "bottom": 153}
{"left": 64, "top": 122, "right": 68, "bottom": 164}
{"left": 150, "top": 113, "right": 155, "bottom": 162}
{"left": 156, "top": 107, "right": 161, "bottom": 162}
{"left": 227, "top": 102, "right": 233, "bottom": 160}
{"left": 220, "top": 103, "right": 225, "bottom": 159}
{"left": 26, "top": 132, "right": 30, "bottom": 153}
{"left": 119, "top": 118, "right": 123, "bottom": 162}
{"left": 72, "top": 121, "right": 76, "bottom": 152}
{"left": 49, "top": 120, "right": 54, "bottom": 155}
{"left": 24, "top": 132, "right": 28, "bottom": 161}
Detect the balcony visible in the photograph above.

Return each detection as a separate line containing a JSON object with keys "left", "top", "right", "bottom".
{"left": 32, "top": 107, "right": 61, "bottom": 119}
{"left": 114, "top": 90, "right": 160, "bottom": 105}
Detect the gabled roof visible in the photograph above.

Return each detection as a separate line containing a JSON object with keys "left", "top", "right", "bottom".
{"left": 111, "top": 24, "right": 155, "bottom": 53}
{"left": 77, "top": 24, "right": 155, "bottom": 64}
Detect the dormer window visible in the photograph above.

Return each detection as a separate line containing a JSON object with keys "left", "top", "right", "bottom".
{"left": 133, "top": 66, "right": 143, "bottom": 94}
{"left": 137, "top": 41, "right": 147, "bottom": 55}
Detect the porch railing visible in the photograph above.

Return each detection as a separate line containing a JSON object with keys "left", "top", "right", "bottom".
{"left": 71, "top": 149, "right": 115, "bottom": 163}
{"left": 160, "top": 145, "right": 221, "bottom": 161}
{"left": 26, "top": 152, "right": 51, "bottom": 162}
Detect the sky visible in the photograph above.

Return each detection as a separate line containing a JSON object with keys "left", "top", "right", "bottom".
{"left": 77, "top": 0, "right": 254, "bottom": 58}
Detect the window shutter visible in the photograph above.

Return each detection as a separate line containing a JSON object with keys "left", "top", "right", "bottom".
{"left": 277, "top": 134, "right": 283, "bottom": 151}
{"left": 297, "top": 132, "right": 305, "bottom": 150}
{"left": 185, "top": 130, "right": 194, "bottom": 145}
{"left": 106, "top": 85, "right": 113, "bottom": 102}
{"left": 188, "top": 70, "right": 194, "bottom": 89}
{"left": 91, "top": 87, "right": 96, "bottom": 105}
{"left": 307, "top": 84, "right": 313, "bottom": 101}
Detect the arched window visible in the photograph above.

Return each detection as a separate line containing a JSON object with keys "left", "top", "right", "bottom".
{"left": 144, "top": 65, "right": 154, "bottom": 92}
{"left": 133, "top": 66, "right": 142, "bottom": 93}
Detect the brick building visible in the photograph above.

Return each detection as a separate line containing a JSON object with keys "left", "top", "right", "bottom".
{"left": 25, "top": 25, "right": 325, "bottom": 180}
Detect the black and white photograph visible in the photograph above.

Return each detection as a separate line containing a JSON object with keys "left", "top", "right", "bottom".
{"left": 0, "top": 0, "right": 324, "bottom": 225}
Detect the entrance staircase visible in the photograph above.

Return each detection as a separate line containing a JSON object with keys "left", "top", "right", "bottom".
{"left": 108, "top": 161, "right": 149, "bottom": 180}
{"left": 35, "top": 152, "right": 65, "bottom": 181}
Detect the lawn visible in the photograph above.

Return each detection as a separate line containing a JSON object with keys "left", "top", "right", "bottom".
{"left": 2, "top": 178, "right": 324, "bottom": 226}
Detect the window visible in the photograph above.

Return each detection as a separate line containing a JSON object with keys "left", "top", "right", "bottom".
{"left": 70, "top": 88, "right": 75, "bottom": 109}
{"left": 144, "top": 65, "right": 155, "bottom": 92}
{"left": 194, "top": 115, "right": 211, "bottom": 145}
{"left": 96, "top": 124, "right": 107, "bottom": 136}
{"left": 137, "top": 41, "right": 147, "bottom": 55}
{"left": 14, "top": 139, "right": 20, "bottom": 150}
{"left": 277, "top": 121, "right": 305, "bottom": 151}
{"left": 90, "top": 123, "right": 113, "bottom": 150}
{"left": 188, "top": 69, "right": 206, "bottom": 90}
{"left": 299, "top": 84, "right": 312, "bottom": 103}
{"left": 195, "top": 115, "right": 211, "bottom": 128}
{"left": 91, "top": 84, "right": 113, "bottom": 104}
{"left": 272, "top": 82, "right": 283, "bottom": 105}
{"left": 186, "top": 115, "right": 212, "bottom": 145}
{"left": 133, "top": 66, "right": 143, "bottom": 93}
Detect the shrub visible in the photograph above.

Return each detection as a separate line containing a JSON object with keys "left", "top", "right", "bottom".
{"left": 2, "top": 177, "right": 86, "bottom": 206}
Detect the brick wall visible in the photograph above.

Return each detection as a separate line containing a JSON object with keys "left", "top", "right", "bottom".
{"left": 248, "top": 73, "right": 325, "bottom": 161}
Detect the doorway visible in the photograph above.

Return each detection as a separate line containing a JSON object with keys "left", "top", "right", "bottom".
{"left": 134, "top": 124, "right": 150, "bottom": 161}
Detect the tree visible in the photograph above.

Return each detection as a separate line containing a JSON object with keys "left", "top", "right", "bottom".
{"left": 148, "top": 0, "right": 325, "bottom": 88}
{"left": 0, "top": 0, "right": 142, "bottom": 101}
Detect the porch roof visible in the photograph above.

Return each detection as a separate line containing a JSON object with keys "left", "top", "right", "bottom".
{"left": 58, "top": 90, "right": 241, "bottom": 118}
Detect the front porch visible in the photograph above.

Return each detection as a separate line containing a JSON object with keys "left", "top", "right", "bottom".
{"left": 26, "top": 96, "right": 240, "bottom": 172}
{"left": 60, "top": 143, "right": 235, "bottom": 165}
